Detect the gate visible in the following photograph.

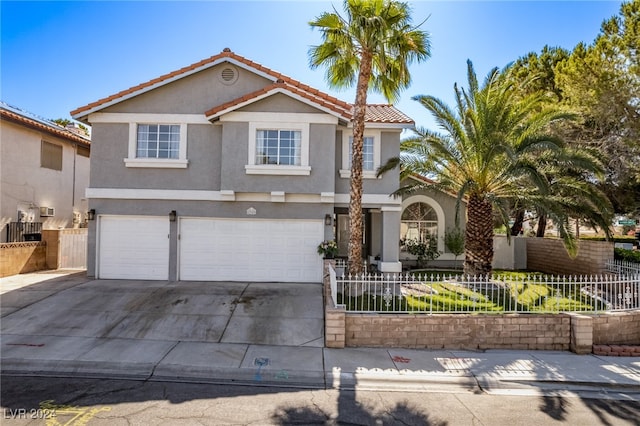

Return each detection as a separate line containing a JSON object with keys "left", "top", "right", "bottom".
{"left": 59, "top": 229, "right": 87, "bottom": 269}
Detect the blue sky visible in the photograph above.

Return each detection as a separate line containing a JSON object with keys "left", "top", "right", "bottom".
{"left": 1, "top": 1, "right": 623, "bottom": 132}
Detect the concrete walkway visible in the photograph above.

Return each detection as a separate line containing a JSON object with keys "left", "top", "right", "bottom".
{"left": 1, "top": 271, "right": 639, "bottom": 398}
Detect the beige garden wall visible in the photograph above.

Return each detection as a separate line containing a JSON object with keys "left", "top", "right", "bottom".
{"left": 0, "top": 242, "right": 47, "bottom": 277}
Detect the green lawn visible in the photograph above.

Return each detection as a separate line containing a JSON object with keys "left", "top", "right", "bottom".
{"left": 338, "top": 270, "right": 606, "bottom": 313}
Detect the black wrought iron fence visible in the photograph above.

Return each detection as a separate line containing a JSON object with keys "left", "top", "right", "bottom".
{"left": 4, "top": 222, "right": 42, "bottom": 242}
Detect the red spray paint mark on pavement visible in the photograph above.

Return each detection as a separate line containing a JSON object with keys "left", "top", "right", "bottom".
{"left": 7, "top": 343, "right": 45, "bottom": 347}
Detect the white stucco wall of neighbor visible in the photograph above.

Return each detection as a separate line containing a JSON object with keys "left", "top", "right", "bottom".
{"left": 0, "top": 119, "right": 90, "bottom": 242}
{"left": 493, "top": 235, "right": 528, "bottom": 270}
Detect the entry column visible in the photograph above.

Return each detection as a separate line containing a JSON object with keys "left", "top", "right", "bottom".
{"left": 379, "top": 206, "right": 402, "bottom": 273}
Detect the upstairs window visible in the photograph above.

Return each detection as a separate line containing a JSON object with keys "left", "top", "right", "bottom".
{"left": 256, "top": 129, "right": 301, "bottom": 166}
{"left": 41, "top": 141, "right": 63, "bottom": 171}
{"left": 340, "top": 131, "right": 381, "bottom": 179}
{"left": 245, "top": 121, "right": 310, "bottom": 175}
{"left": 349, "top": 136, "right": 374, "bottom": 170}
{"left": 136, "top": 124, "right": 180, "bottom": 159}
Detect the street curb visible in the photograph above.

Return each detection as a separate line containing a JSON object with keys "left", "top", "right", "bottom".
{"left": 5, "top": 360, "right": 639, "bottom": 397}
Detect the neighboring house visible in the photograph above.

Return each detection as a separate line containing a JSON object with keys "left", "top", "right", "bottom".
{"left": 0, "top": 102, "right": 91, "bottom": 243}
{"left": 70, "top": 49, "right": 460, "bottom": 282}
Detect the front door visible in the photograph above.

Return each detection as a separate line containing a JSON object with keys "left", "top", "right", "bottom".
{"left": 336, "top": 212, "right": 369, "bottom": 258}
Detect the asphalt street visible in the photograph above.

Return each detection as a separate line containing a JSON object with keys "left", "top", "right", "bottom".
{"left": 2, "top": 375, "right": 640, "bottom": 425}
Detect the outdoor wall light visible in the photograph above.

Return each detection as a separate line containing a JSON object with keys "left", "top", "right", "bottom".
{"left": 87, "top": 209, "right": 96, "bottom": 221}
{"left": 324, "top": 214, "right": 332, "bottom": 226}
{"left": 169, "top": 210, "right": 177, "bottom": 222}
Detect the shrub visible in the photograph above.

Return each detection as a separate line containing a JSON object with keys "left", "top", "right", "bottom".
{"left": 614, "top": 248, "right": 640, "bottom": 263}
{"left": 444, "top": 227, "right": 465, "bottom": 262}
{"left": 404, "top": 235, "right": 440, "bottom": 268}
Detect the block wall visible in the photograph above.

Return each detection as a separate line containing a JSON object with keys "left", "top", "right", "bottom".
{"left": 41, "top": 229, "right": 60, "bottom": 269}
{"left": 592, "top": 311, "right": 640, "bottom": 345}
{"left": 0, "top": 242, "right": 47, "bottom": 277}
{"left": 526, "top": 238, "right": 613, "bottom": 275}
{"left": 344, "top": 313, "right": 571, "bottom": 351}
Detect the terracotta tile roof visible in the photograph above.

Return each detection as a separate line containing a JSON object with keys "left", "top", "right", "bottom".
{"left": 1, "top": 102, "right": 91, "bottom": 147}
{"left": 409, "top": 172, "right": 438, "bottom": 186}
{"left": 407, "top": 172, "right": 466, "bottom": 201}
{"left": 364, "top": 104, "right": 414, "bottom": 124}
{"left": 71, "top": 48, "right": 414, "bottom": 126}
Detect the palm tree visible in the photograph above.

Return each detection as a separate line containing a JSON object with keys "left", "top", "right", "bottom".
{"left": 389, "top": 60, "right": 612, "bottom": 276}
{"left": 309, "top": 0, "right": 430, "bottom": 274}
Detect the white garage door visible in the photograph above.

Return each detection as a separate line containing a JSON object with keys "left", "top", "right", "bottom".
{"left": 98, "top": 216, "right": 169, "bottom": 280}
{"left": 179, "top": 218, "right": 323, "bottom": 282}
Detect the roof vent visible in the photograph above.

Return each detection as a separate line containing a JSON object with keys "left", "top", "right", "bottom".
{"left": 223, "top": 47, "right": 231, "bottom": 52}
{"left": 219, "top": 66, "right": 238, "bottom": 85}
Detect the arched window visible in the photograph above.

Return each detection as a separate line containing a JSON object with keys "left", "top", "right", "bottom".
{"left": 401, "top": 202, "right": 438, "bottom": 251}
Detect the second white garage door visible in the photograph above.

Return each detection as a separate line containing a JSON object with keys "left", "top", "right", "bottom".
{"left": 179, "top": 218, "right": 323, "bottom": 282}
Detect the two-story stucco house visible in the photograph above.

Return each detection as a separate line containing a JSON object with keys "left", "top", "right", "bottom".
{"left": 1, "top": 102, "right": 91, "bottom": 243}
{"left": 71, "top": 49, "right": 461, "bottom": 282}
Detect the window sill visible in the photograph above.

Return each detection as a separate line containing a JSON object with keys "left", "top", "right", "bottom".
{"left": 245, "top": 165, "right": 311, "bottom": 176}
{"left": 339, "top": 169, "right": 379, "bottom": 179}
{"left": 124, "top": 158, "right": 189, "bottom": 168}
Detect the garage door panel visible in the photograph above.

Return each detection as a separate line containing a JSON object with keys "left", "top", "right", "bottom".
{"left": 99, "top": 216, "right": 169, "bottom": 280}
{"left": 179, "top": 218, "right": 323, "bottom": 282}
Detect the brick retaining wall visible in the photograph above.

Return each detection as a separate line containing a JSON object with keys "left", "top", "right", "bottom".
{"left": 592, "top": 311, "right": 640, "bottom": 345}
{"left": 526, "top": 238, "right": 613, "bottom": 275}
{"left": 344, "top": 313, "right": 570, "bottom": 350}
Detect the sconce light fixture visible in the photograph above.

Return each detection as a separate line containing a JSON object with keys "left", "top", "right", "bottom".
{"left": 87, "top": 209, "right": 96, "bottom": 221}
{"left": 169, "top": 210, "right": 177, "bottom": 222}
{"left": 324, "top": 214, "right": 332, "bottom": 226}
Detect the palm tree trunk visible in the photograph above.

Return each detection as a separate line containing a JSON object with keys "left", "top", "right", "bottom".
{"left": 510, "top": 208, "right": 525, "bottom": 236}
{"left": 347, "top": 54, "right": 372, "bottom": 275}
{"left": 536, "top": 212, "right": 547, "bottom": 237}
{"left": 464, "top": 194, "right": 494, "bottom": 276}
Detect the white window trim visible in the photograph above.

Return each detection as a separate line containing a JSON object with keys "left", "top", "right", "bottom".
{"left": 401, "top": 195, "right": 446, "bottom": 253}
{"left": 247, "top": 121, "right": 310, "bottom": 176}
{"left": 125, "top": 121, "right": 189, "bottom": 168}
{"left": 340, "top": 130, "right": 381, "bottom": 179}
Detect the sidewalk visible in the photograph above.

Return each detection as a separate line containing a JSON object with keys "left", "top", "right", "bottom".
{"left": 2, "top": 271, "right": 640, "bottom": 398}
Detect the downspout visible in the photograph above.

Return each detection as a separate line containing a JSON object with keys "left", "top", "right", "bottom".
{"left": 72, "top": 144, "right": 77, "bottom": 209}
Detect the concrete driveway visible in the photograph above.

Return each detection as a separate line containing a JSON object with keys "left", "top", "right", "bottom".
{"left": 1, "top": 272, "right": 324, "bottom": 347}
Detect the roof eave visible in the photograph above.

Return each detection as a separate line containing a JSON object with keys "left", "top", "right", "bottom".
{"left": 72, "top": 57, "right": 257, "bottom": 121}
{"left": 205, "top": 86, "right": 350, "bottom": 122}
{"left": 343, "top": 121, "right": 415, "bottom": 130}
{"left": 1, "top": 109, "right": 91, "bottom": 147}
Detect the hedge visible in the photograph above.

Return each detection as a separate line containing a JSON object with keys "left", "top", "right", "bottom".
{"left": 581, "top": 236, "right": 637, "bottom": 243}
{"left": 614, "top": 248, "right": 640, "bottom": 263}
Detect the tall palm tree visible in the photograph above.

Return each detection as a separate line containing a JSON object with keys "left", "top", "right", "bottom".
{"left": 390, "top": 60, "right": 612, "bottom": 276}
{"left": 309, "top": 0, "right": 430, "bottom": 274}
